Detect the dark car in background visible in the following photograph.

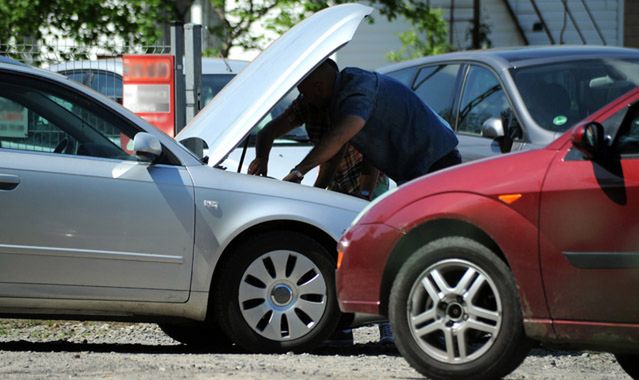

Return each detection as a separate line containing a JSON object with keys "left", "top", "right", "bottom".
{"left": 378, "top": 46, "right": 639, "bottom": 161}
{"left": 337, "top": 86, "right": 639, "bottom": 379}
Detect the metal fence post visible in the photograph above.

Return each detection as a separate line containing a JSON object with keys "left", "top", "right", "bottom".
{"left": 184, "top": 24, "right": 202, "bottom": 123}
{"left": 171, "top": 22, "right": 186, "bottom": 135}
{"left": 183, "top": 23, "right": 204, "bottom": 158}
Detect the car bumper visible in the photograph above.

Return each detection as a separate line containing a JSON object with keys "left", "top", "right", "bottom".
{"left": 336, "top": 223, "right": 403, "bottom": 315}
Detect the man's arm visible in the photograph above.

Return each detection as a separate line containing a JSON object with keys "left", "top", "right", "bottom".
{"left": 283, "top": 114, "right": 365, "bottom": 182}
{"left": 248, "top": 106, "right": 299, "bottom": 176}
{"left": 314, "top": 145, "right": 346, "bottom": 189}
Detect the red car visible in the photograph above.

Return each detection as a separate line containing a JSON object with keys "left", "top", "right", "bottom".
{"left": 336, "top": 87, "right": 639, "bottom": 380}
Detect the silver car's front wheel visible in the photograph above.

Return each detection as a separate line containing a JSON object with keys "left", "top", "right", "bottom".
{"left": 389, "top": 237, "right": 531, "bottom": 380}
{"left": 238, "top": 250, "right": 327, "bottom": 341}
{"left": 214, "top": 231, "right": 340, "bottom": 353}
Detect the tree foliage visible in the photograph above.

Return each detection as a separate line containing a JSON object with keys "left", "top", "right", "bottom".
{"left": 386, "top": 7, "right": 450, "bottom": 62}
{"left": 0, "top": 0, "right": 179, "bottom": 47}
{"left": 0, "top": 0, "right": 450, "bottom": 62}
{"left": 213, "top": 0, "right": 450, "bottom": 59}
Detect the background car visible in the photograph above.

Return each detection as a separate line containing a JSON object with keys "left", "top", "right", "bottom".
{"left": 378, "top": 46, "right": 639, "bottom": 161}
{"left": 48, "top": 57, "right": 318, "bottom": 184}
{"left": 337, "top": 86, "right": 639, "bottom": 379}
{"left": 0, "top": 4, "right": 374, "bottom": 354}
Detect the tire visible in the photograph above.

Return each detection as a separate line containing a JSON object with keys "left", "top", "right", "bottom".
{"left": 615, "top": 354, "right": 639, "bottom": 379}
{"left": 213, "top": 231, "right": 340, "bottom": 353}
{"left": 159, "top": 321, "right": 234, "bottom": 351}
{"left": 389, "top": 236, "right": 531, "bottom": 380}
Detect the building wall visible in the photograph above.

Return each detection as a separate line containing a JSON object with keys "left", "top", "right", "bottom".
{"left": 509, "top": 0, "right": 621, "bottom": 46}
{"left": 336, "top": 0, "right": 625, "bottom": 71}
{"left": 337, "top": 0, "right": 526, "bottom": 70}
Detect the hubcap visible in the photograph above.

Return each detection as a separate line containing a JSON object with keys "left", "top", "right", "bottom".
{"left": 446, "top": 303, "right": 464, "bottom": 320}
{"left": 271, "top": 284, "right": 293, "bottom": 306}
{"left": 238, "top": 250, "right": 327, "bottom": 341}
{"left": 406, "top": 259, "right": 502, "bottom": 364}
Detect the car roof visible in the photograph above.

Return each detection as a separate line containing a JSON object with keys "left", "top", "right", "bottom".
{"left": 47, "top": 57, "right": 249, "bottom": 76}
{"left": 378, "top": 45, "right": 639, "bottom": 73}
{"left": 0, "top": 55, "right": 29, "bottom": 67}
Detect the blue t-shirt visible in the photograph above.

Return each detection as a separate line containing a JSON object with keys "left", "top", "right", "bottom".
{"left": 330, "top": 68, "right": 458, "bottom": 183}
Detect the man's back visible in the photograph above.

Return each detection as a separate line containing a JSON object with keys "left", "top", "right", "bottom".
{"left": 330, "top": 67, "right": 458, "bottom": 183}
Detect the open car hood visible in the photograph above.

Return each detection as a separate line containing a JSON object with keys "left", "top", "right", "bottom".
{"left": 176, "top": 3, "right": 372, "bottom": 166}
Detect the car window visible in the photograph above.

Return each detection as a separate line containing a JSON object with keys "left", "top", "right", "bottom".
{"left": 252, "top": 90, "right": 309, "bottom": 146}
{"left": 0, "top": 75, "right": 138, "bottom": 160}
{"left": 201, "top": 74, "right": 308, "bottom": 147}
{"left": 512, "top": 58, "right": 639, "bottom": 133}
{"left": 202, "top": 73, "right": 235, "bottom": 106}
{"left": 385, "top": 67, "right": 417, "bottom": 87}
{"left": 59, "top": 69, "right": 123, "bottom": 104}
{"left": 457, "top": 65, "right": 511, "bottom": 136}
{"left": 412, "top": 64, "right": 461, "bottom": 123}
{"left": 614, "top": 104, "right": 639, "bottom": 155}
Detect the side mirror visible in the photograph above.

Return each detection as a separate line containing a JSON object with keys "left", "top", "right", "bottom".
{"left": 572, "top": 122, "right": 605, "bottom": 160}
{"left": 133, "top": 132, "right": 162, "bottom": 161}
{"left": 481, "top": 117, "right": 505, "bottom": 139}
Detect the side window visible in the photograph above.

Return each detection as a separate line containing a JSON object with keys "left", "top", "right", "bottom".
{"left": 413, "top": 64, "right": 461, "bottom": 123}
{"left": 0, "top": 96, "right": 72, "bottom": 153}
{"left": 89, "top": 71, "right": 123, "bottom": 104}
{"left": 246, "top": 90, "right": 309, "bottom": 147}
{"left": 457, "top": 65, "right": 511, "bottom": 137}
{"left": 615, "top": 105, "right": 639, "bottom": 155}
{"left": 60, "top": 70, "right": 123, "bottom": 104}
{"left": 0, "top": 77, "right": 137, "bottom": 160}
{"left": 201, "top": 73, "right": 235, "bottom": 107}
{"left": 385, "top": 67, "right": 417, "bottom": 87}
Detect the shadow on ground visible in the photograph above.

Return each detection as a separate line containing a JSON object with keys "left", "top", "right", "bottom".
{"left": 0, "top": 340, "right": 400, "bottom": 357}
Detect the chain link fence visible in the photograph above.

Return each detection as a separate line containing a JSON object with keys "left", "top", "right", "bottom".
{"left": 1, "top": 40, "right": 171, "bottom": 102}
{"left": 0, "top": 40, "right": 171, "bottom": 150}
{"left": 0, "top": 40, "right": 170, "bottom": 67}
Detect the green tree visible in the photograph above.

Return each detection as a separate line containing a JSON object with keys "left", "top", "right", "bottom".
{"left": 386, "top": 7, "right": 450, "bottom": 62}
{"left": 241, "top": 1, "right": 450, "bottom": 62}
{"left": 1, "top": 0, "right": 450, "bottom": 62}
{"left": 0, "top": 0, "right": 182, "bottom": 48}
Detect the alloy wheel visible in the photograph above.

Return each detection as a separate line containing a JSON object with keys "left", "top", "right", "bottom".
{"left": 407, "top": 258, "right": 502, "bottom": 363}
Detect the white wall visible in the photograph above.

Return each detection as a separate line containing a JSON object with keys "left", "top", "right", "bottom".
{"left": 336, "top": 0, "right": 623, "bottom": 71}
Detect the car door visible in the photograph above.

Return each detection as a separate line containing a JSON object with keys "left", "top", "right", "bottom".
{"left": 539, "top": 98, "right": 639, "bottom": 324}
{"left": 454, "top": 64, "right": 517, "bottom": 161}
{"left": 0, "top": 73, "right": 195, "bottom": 302}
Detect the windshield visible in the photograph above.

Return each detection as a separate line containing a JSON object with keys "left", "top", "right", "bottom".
{"left": 511, "top": 58, "right": 639, "bottom": 133}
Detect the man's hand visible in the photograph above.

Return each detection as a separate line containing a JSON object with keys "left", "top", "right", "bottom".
{"left": 248, "top": 158, "right": 268, "bottom": 176}
{"left": 283, "top": 168, "right": 304, "bottom": 183}
{"left": 282, "top": 173, "right": 303, "bottom": 183}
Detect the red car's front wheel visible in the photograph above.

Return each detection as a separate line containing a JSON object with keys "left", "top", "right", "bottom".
{"left": 389, "top": 236, "right": 531, "bottom": 380}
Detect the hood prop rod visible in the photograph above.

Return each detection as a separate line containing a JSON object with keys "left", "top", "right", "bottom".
{"left": 237, "top": 135, "right": 250, "bottom": 173}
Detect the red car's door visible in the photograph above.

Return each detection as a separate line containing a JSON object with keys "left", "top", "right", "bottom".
{"left": 539, "top": 99, "right": 639, "bottom": 324}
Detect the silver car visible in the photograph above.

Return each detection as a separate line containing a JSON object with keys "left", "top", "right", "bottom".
{"left": 0, "top": 4, "right": 372, "bottom": 353}
{"left": 378, "top": 46, "right": 639, "bottom": 162}
{"left": 48, "top": 57, "right": 320, "bottom": 185}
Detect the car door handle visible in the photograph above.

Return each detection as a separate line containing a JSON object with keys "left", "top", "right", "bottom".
{"left": 0, "top": 174, "right": 20, "bottom": 190}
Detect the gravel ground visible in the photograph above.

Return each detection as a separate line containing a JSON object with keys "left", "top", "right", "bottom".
{"left": 0, "top": 320, "right": 630, "bottom": 379}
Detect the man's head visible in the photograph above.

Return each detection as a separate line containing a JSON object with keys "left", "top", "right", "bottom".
{"left": 297, "top": 58, "right": 338, "bottom": 108}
